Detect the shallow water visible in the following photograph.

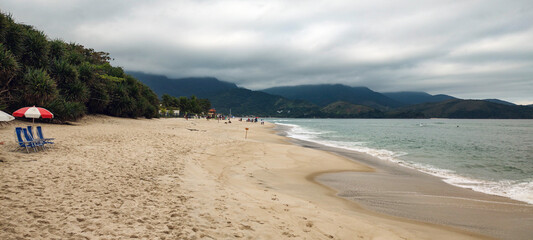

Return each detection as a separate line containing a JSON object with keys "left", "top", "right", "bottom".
{"left": 269, "top": 118, "right": 533, "bottom": 204}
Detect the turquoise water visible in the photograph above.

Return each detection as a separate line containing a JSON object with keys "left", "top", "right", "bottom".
{"left": 269, "top": 119, "right": 533, "bottom": 204}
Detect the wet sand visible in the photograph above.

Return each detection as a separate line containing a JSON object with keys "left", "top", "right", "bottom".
{"left": 285, "top": 133, "right": 533, "bottom": 240}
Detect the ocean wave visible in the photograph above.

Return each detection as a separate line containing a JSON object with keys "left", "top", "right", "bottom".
{"left": 274, "top": 122, "right": 533, "bottom": 205}
{"left": 275, "top": 122, "right": 332, "bottom": 141}
{"left": 443, "top": 176, "right": 533, "bottom": 205}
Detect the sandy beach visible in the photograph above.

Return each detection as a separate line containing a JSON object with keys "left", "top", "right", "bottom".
{"left": 0, "top": 116, "right": 499, "bottom": 239}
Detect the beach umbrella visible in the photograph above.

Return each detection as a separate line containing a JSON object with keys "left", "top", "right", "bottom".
{"left": 12, "top": 106, "right": 54, "bottom": 123}
{"left": 0, "top": 110, "right": 15, "bottom": 122}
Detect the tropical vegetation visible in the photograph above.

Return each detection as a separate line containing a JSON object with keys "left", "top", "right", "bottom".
{"left": 160, "top": 94, "right": 211, "bottom": 116}
{"left": 0, "top": 12, "right": 159, "bottom": 121}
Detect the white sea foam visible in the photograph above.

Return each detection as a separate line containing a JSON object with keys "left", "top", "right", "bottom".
{"left": 275, "top": 122, "right": 533, "bottom": 205}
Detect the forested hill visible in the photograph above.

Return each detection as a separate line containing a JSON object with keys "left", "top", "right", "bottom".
{"left": 207, "top": 88, "right": 319, "bottom": 117}
{"left": 389, "top": 99, "right": 533, "bottom": 119}
{"left": 262, "top": 84, "right": 402, "bottom": 110}
{"left": 482, "top": 99, "right": 516, "bottom": 106}
{"left": 0, "top": 12, "right": 159, "bottom": 121}
{"left": 383, "top": 91, "right": 456, "bottom": 105}
{"left": 127, "top": 71, "right": 238, "bottom": 98}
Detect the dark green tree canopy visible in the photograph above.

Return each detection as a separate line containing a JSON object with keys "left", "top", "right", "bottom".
{"left": 161, "top": 94, "right": 211, "bottom": 115}
{"left": 0, "top": 12, "right": 159, "bottom": 121}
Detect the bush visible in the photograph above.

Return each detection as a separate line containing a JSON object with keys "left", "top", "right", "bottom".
{"left": 49, "top": 59, "right": 78, "bottom": 86}
{"left": 22, "top": 68, "right": 58, "bottom": 106}
{"left": 106, "top": 83, "right": 134, "bottom": 117}
{"left": 87, "top": 77, "right": 110, "bottom": 113}
{"left": 46, "top": 97, "right": 86, "bottom": 121}
{"left": 48, "top": 39, "right": 66, "bottom": 61}
{"left": 61, "top": 79, "right": 90, "bottom": 103}
{"left": 21, "top": 29, "right": 49, "bottom": 69}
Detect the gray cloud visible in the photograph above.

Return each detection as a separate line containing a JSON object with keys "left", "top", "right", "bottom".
{"left": 2, "top": 0, "right": 533, "bottom": 104}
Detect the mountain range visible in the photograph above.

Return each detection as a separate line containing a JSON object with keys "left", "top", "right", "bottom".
{"left": 389, "top": 99, "right": 533, "bottom": 119}
{"left": 128, "top": 71, "right": 237, "bottom": 98}
{"left": 128, "top": 71, "right": 533, "bottom": 119}
{"left": 262, "top": 84, "right": 401, "bottom": 110}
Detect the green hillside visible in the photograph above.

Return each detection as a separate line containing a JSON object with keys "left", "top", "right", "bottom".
{"left": 262, "top": 84, "right": 402, "bottom": 110}
{"left": 320, "top": 101, "right": 384, "bottom": 118}
{"left": 0, "top": 12, "right": 159, "bottom": 121}
{"left": 483, "top": 99, "right": 516, "bottom": 106}
{"left": 383, "top": 91, "right": 456, "bottom": 105}
{"left": 390, "top": 99, "right": 533, "bottom": 119}
{"left": 208, "top": 88, "right": 319, "bottom": 117}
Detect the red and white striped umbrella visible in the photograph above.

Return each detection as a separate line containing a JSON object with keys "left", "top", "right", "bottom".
{"left": 13, "top": 106, "right": 54, "bottom": 120}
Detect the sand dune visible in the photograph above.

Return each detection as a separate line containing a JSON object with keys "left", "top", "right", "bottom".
{"left": 0, "top": 116, "right": 488, "bottom": 239}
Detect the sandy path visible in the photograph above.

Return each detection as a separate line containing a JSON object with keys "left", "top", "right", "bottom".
{"left": 0, "top": 116, "right": 489, "bottom": 239}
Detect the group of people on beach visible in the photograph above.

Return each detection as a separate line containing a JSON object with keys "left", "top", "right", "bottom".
{"left": 240, "top": 117, "right": 264, "bottom": 125}
{"left": 190, "top": 114, "right": 265, "bottom": 125}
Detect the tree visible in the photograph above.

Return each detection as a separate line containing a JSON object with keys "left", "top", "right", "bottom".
{"left": 20, "top": 28, "right": 49, "bottom": 69}
{"left": 86, "top": 77, "right": 110, "bottom": 113}
{"left": 47, "top": 96, "right": 86, "bottom": 121}
{"left": 178, "top": 96, "right": 190, "bottom": 113}
{"left": 61, "top": 79, "right": 90, "bottom": 103}
{"left": 2, "top": 14, "right": 25, "bottom": 57}
{"left": 161, "top": 94, "right": 173, "bottom": 107}
{"left": 189, "top": 95, "right": 200, "bottom": 113}
{"left": 49, "top": 60, "right": 78, "bottom": 86}
{"left": 77, "top": 62, "right": 96, "bottom": 84}
{"left": 48, "top": 39, "right": 66, "bottom": 61}
{"left": 0, "top": 44, "right": 20, "bottom": 102}
{"left": 106, "top": 82, "right": 134, "bottom": 117}
{"left": 21, "top": 68, "right": 58, "bottom": 106}
{"left": 198, "top": 98, "right": 211, "bottom": 113}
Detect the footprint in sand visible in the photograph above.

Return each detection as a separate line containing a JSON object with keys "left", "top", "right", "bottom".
{"left": 239, "top": 224, "right": 254, "bottom": 231}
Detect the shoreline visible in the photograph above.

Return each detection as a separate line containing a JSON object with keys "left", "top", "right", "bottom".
{"left": 273, "top": 124, "right": 533, "bottom": 240}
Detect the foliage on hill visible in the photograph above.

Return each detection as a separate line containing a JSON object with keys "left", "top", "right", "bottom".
{"left": 161, "top": 94, "right": 211, "bottom": 115}
{"left": 389, "top": 99, "right": 533, "bottom": 119}
{"left": 208, "top": 88, "right": 320, "bottom": 117}
{"left": 0, "top": 13, "right": 159, "bottom": 121}
{"left": 383, "top": 91, "right": 456, "bottom": 105}
{"left": 262, "top": 84, "right": 402, "bottom": 110}
{"left": 127, "top": 71, "right": 238, "bottom": 98}
{"left": 319, "top": 101, "right": 384, "bottom": 118}
{"left": 482, "top": 99, "right": 516, "bottom": 106}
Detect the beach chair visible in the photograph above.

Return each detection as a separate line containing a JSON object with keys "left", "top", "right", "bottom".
{"left": 27, "top": 125, "right": 34, "bottom": 138}
{"left": 22, "top": 128, "right": 44, "bottom": 151}
{"left": 36, "top": 126, "right": 54, "bottom": 147}
{"left": 15, "top": 127, "right": 38, "bottom": 153}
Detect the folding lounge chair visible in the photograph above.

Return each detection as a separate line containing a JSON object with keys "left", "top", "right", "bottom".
{"left": 23, "top": 128, "right": 44, "bottom": 151}
{"left": 36, "top": 126, "right": 54, "bottom": 147}
{"left": 15, "top": 127, "right": 37, "bottom": 153}
{"left": 27, "top": 125, "right": 34, "bottom": 138}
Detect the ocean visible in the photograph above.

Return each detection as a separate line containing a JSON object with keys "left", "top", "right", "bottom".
{"left": 269, "top": 118, "right": 533, "bottom": 204}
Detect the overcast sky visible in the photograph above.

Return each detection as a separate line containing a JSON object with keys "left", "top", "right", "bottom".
{"left": 2, "top": 0, "right": 533, "bottom": 104}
